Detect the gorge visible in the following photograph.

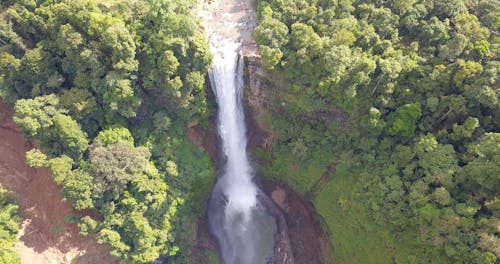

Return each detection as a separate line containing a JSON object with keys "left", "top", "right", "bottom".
{"left": 197, "top": 0, "right": 329, "bottom": 262}
{"left": 1, "top": 0, "right": 498, "bottom": 263}
{"left": 196, "top": 0, "right": 278, "bottom": 262}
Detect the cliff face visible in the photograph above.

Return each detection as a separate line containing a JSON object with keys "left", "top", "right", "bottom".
{"left": 243, "top": 55, "right": 329, "bottom": 264}
{"left": 244, "top": 54, "right": 276, "bottom": 152}
{"left": 194, "top": 0, "right": 328, "bottom": 262}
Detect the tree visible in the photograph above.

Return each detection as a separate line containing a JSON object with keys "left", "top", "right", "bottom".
{"left": 254, "top": 17, "right": 289, "bottom": 69}
{"left": 53, "top": 114, "right": 88, "bottom": 160}
{"left": 453, "top": 14, "right": 490, "bottom": 44}
{"left": 98, "top": 228, "right": 130, "bottom": 258}
{"left": 78, "top": 216, "right": 98, "bottom": 236}
{"left": 89, "top": 140, "right": 152, "bottom": 195}
{"left": 321, "top": 45, "right": 353, "bottom": 85}
{"left": 102, "top": 71, "right": 140, "bottom": 118}
{"left": 0, "top": 188, "right": 20, "bottom": 264}
{"left": 259, "top": 45, "right": 284, "bottom": 70}
{"left": 453, "top": 60, "right": 483, "bottom": 88}
{"left": 153, "top": 111, "right": 171, "bottom": 132}
{"left": 96, "top": 127, "right": 134, "bottom": 147}
{"left": 62, "top": 169, "right": 94, "bottom": 210}
{"left": 484, "top": 196, "right": 500, "bottom": 217}
{"left": 60, "top": 87, "right": 97, "bottom": 120}
{"left": 101, "top": 22, "right": 138, "bottom": 72}
{"left": 415, "top": 134, "right": 458, "bottom": 189}
{"left": 158, "top": 50, "right": 179, "bottom": 77}
{"left": 254, "top": 0, "right": 500, "bottom": 262}
{"left": 432, "top": 187, "right": 452, "bottom": 206}
{"left": 1, "top": 1, "right": 214, "bottom": 262}
{"left": 166, "top": 160, "right": 179, "bottom": 177}
{"left": 25, "top": 148, "right": 47, "bottom": 167}
{"left": 388, "top": 103, "right": 422, "bottom": 137}
{"left": 58, "top": 24, "right": 84, "bottom": 53}
{"left": 464, "top": 61, "right": 500, "bottom": 109}
{"left": 462, "top": 133, "right": 500, "bottom": 192}
{"left": 479, "top": 233, "right": 500, "bottom": 260}
{"left": 432, "top": 0, "right": 467, "bottom": 18}
{"left": 254, "top": 17, "right": 289, "bottom": 48}
{"left": 13, "top": 94, "right": 60, "bottom": 137}
{"left": 47, "top": 155, "right": 73, "bottom": 185}
{"left": 0, "top": 52, "right": 21, "bottom": 101}
{"left": 439, "top": 34, "right": 468, "bottom": 61}
{"left": 122, "top": 212, "right": 160, "bottom": 263}
{"left": 450, "top": 117, "right": 479, "bottom": 141}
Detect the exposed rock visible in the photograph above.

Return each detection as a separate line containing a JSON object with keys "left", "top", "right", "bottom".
{"left": 244, "top": 54, "right": 280, "bottom": 152}
{"left": 186, "top": 120, "right": 222, "bottom": 167}
{"left": 258, "top": 188, "right": 295, "bottom": 264}
{"left": 271, "top": 186, "right": 286, "bottom": 210}
{"left": 244, "top": 55, "right": 329, "bottom": 264}
{"left": 261, "top": 181, "right": 328, "bottom": 264}
{"left": 195, "top": 0, "right": 258, "bottom": 56}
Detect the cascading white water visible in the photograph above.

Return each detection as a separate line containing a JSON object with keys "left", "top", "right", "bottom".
{"left": 211, "top": 41, "right": 257, "bottom": 216}
{"left": 207, "top": 40, "right": 276, "bottom": 264}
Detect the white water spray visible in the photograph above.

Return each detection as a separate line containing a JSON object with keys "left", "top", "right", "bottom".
{"left": 211, "top": 41, "right": 257, "bottom": 218}
{"left": 208, "top": 40, "right": 276, "bottom": 264}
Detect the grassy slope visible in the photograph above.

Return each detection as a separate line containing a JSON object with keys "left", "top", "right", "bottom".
{"left": 261, "top": 148, "right": 328, "bottom": 195}
{"left": 249, "top": 60, "right": 447, "bottom": 264}
{"left": 256, "top": 113, "right": 443, "bottom": 263}
{"left": 315, "top": 164, "right": 446, "bottom": 264}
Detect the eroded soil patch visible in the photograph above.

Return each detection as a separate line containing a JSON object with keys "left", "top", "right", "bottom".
{"left": 0, "top": 100, "right": 116, "bottom": 264}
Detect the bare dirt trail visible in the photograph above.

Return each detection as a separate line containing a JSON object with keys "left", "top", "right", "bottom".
{"left": 0, "top": 100, "right": 117, "bottom": 264}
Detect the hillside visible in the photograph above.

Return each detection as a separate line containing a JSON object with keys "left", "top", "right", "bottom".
{"left": 0, "top": 0, "right": 498, "bottom": 263}
{"left": 253, "top": 0, "right": 499, "bottom": 263}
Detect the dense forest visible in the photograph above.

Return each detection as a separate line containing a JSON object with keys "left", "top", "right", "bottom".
{"left": 254, "top": 0, "right": 499, "bottom": 263}
{"left": 1, "top": 0, "right": 499, "bottom": 263}
{"left": 0, "top": 0, "right": 215, "bottom": 263}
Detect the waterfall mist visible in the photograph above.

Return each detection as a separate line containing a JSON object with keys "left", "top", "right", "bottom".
{"left": 207, "top": 40, "right": 276, "bottom": 264}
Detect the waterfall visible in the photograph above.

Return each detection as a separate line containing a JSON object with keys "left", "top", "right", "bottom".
{"left": 207, "top": 40, "right": 276, "bottom": 264}
{"left": 210, "top": 41, "right": 257, "bottom": 215}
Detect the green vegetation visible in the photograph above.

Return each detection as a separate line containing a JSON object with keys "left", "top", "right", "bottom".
{"left": 1, "top": 0, "right": 499, "bottom": 263}
{"left": 255, "top": 0, "right": 499, "bottom": 263}
{"left": 315, "top": 165, "right": 445, "bottom": 264}
{"left": 0, "top": 188, "right": 20, "bottom": 264}
{"left": 1, "top": 0, "right": 215, "bottom": 263}
{"left": 207, "top": 250, "right": 221, "bottom": 264}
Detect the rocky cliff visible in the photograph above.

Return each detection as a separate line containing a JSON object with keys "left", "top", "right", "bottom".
{"left": 243, "top": 54, "right": 329, "bottom": 264}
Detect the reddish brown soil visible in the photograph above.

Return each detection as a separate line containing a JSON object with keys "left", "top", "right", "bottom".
{"left": 0, "top": 100, "right": 117, "bottom": 264}
{"left": 186, "top": 121, "right": 221, "bottom": 166}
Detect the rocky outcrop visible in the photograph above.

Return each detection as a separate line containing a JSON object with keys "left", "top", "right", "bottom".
{"left": 244, "top": 54, "right": 279, "bottom": 152}
{"left": 195, "top": 0, "right": 258, "bottom": 56}
{"left": 243, "top": 55, "right": 328, "bottom": 264}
